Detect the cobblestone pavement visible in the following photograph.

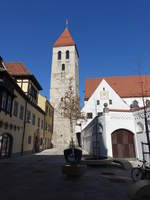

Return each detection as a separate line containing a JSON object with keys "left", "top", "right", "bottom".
{"left": 0, "top": 149, "right": 132, "bottom": 200}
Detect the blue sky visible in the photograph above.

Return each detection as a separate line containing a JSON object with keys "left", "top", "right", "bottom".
{"left": 1, "top": 0, "right": 150, "bottom": 105}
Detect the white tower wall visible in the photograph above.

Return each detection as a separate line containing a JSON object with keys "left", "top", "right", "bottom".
{"left": 50, "top": 45, "right": 79, "bottom": 150}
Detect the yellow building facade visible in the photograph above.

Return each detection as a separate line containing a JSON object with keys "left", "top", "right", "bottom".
{"left": 38, "top": 94, "right": 54, "bottom": 150}
{"left": 0, "top": 58, "right": 53, "bottom": 158}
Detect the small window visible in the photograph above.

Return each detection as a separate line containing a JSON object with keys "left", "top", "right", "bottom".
{"left": 29, "top": 85, "right": 37, "bottom": 100}
{"left": 41, "top": 120, "right": 43, "bottom": 129}
{"left": 146, "top": 100, "right": 150, "bottom": 106}
{"left": 87, "top": 113, "right": 93, "bottom": 119}
{"left": 97, "top": 100, "right": 100, "bottom": 105}
{"left": 66, "top": 50, "right": 69, "bottom": 59}
{"left": 13, "top": 101, "right": 19, "bottom": 117}
{"left": 136, "top": 122, "right": 144, "bottom": 133}
{"left": 62, "top": 64, "right": 65, "bottom": 71}
{"left": 38, "top": 117, "right": 40, "bottom": 128}
{"left": 19, "top": 105, "right": 24, "bottom": 120}
{"left": 131, "top": 100, "right": 139, "bottom": 109}
{"left": 58, "top": 51, "right": 61, "bottom": 60}
{"left": 26, "top": 110, "right": 31, "bottom": 123}
{"left": 109, "top": 99, "right": 112, "bottom": 105}
{"left": 28, "top": 136, "right": 32, "bottom": 144}
{"left": 7, "top": 96, "right": 12, "bottom": 113}
{"left": 1, "top": 92, "right": 7, "bottom": 110}
{"left": 103, "top": 87, "right": 105, "bottom": 91}
{"left": 32, "top": 113, "right": 36, "bottom": 125}
{"left": 61, "top": 97, "right": 63, "bottom": 101}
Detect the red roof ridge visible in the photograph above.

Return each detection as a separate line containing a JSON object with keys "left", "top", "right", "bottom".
{"left": 53, "top": 27, "right": 75, "bottom": 47}
{"left": 85, "top": 75, "right": 150, "bottom": 100}
{"left": 85, "top": 75, "right": 147, "bottom": 81}
{"left": 5, "top": 62, "right": 31, "bottom": 75}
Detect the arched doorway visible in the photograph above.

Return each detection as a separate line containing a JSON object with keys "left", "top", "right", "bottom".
{"left": 0, "top": 133, "right": 13, "bottom": 159}
{"left": 111, "top": 129, "right": 136, "bottom": 158}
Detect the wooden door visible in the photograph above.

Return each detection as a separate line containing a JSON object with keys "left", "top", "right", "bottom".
{"left": 111, "top": 129, "right": 136, "bottom": 158}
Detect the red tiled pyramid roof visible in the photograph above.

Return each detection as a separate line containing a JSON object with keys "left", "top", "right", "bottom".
{"left": 5, "top": 62, "right": 31, "bottom": 75}
{"left": 85, "top": 76, "right": 150, "bottom": 100}
{"left": 53, "top": 27, "right": 75, "bottom": 47}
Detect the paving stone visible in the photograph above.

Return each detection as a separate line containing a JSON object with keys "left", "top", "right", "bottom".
{"left": 0, "top": 149, "right": 131, "bottom": 200}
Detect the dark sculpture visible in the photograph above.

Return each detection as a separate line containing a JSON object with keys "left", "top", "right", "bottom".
{"left": 64, "top": 139, "right": 82, "bottom": 164}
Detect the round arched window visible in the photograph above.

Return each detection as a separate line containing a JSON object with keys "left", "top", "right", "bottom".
{"left": 58, "top": 51, "right": 61, "bottom": 60}
{"left": 62, "top": 64, "right": 65, "bottom": 71}
{"left": 66, "top": 50, "right": 69, "bottom": 59}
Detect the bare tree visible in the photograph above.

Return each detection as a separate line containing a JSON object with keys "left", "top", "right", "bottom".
{"left": 59, "top": 77, "right": 85, "bottom": 146}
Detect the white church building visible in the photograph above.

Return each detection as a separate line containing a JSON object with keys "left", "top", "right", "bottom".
{"left": 49, "top": 26, "right": 150, "bottom": 160}
{"left": 79, "top": 76, "right": 150, "bottom": 160}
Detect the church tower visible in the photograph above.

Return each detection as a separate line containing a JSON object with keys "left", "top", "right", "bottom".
{"left": 50, "top": 26, "right": 79, "bottom": 150}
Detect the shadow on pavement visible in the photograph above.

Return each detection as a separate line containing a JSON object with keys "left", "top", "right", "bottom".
{"left": 0, "top": 153, "right": 131, "bottom": 200}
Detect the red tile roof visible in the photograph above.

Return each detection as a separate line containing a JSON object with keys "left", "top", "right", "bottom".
{"left": 85, "top": 76, "right": 150, "bottom": 100}
{"left": 5, "top": 62, "right": 31, "bottom": 75}
{"left": 5, "top": 62, "right": 42, "bottom": 90}
{"left": 53, "top": 27, "right": 75, "bottom": 47}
